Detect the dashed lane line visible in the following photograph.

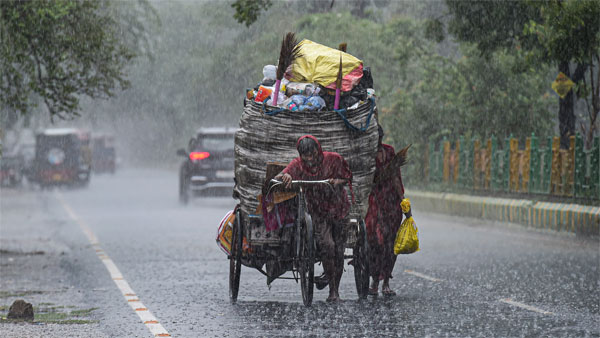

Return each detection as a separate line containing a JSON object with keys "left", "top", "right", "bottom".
{"left": 499, "top": 298, "right": 553, "bottom": 315}
{"left": 57, "top": 192, "right": 171, "bottom": 337}
{"left": 404, "top": 269, "right": 443, "bottom": 282}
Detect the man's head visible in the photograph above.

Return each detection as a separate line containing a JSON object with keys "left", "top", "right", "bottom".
{"left": 297, "top": 136, "right": 321, "bottom": 170}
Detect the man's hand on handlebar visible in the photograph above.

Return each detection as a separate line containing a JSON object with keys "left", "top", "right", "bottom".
{"left": 328, "top": 178, "right": 347, "bottom": 186}
{"left": 280, "top": 173, "right": 293, "bottom": 188}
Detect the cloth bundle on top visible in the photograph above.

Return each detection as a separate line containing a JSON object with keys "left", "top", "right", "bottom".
{"left": 286, "top": 39, "right": 363, "bottom": 92}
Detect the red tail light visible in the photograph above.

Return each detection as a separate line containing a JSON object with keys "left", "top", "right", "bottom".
{"left": 189, "top": 151, "right": 210, "bottom": 161}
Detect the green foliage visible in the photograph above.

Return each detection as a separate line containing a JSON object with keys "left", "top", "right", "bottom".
{"left": 381, "top": 42, "right": 555, "bottom": 185}
{"left": 524, "top": 1, "right": 600, "bottom": 65}
{"left": 445, "top": 0, "right": 541, "bottom": 57}
{"left": 231, "top": 0, "right": 272, "bottom": 27}
{"left": 71, "top": 1, "right": 561, "bottom": 168}
{"left": 0, "top": 0, "right": 143, "bottom": 125}
{"left": 524, "top": 0, "right": 600, "bottom": 146}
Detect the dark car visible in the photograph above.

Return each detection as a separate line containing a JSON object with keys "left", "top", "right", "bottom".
{"left": 32, "top": 128, "right": 92, "bottom": 187}
{"left": 0, "top": 153, "right": 24, "bottom": 187}
{"left": 92, "top": 134, "right": 116, "bottom": 174}
{"left": 177, "top": 127, "right": 237, "bottom": 204}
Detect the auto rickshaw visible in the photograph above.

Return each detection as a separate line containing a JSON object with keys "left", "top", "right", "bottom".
{"left": 32, "top": 128, "right": 92, "bottom": 187}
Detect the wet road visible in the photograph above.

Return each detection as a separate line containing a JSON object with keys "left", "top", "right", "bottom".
{"left": 1, "top": 168, "right": 598, "bottom": 337}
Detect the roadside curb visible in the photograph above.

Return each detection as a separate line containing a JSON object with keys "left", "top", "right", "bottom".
{"left": 406, "top": 190, "right": 600, "bottom": 237}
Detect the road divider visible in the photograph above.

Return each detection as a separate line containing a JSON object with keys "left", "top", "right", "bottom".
{"left": 56, "top": 192, "right": 171, "bottom": 338}
{"left": 406, "top": 190, "right": 599, "bottom": 237}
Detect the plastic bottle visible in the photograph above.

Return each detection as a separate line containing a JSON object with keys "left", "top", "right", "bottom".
{"left": 254, "top": 85, "right": 273, "bottom": 103}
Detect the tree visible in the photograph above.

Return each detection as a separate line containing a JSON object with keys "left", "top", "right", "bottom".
{"left": 444, "top": 0, "right": 598, "bottom": 148}
{"left": 525, "top": 0, "right": 600, "bottom": 148}
{"left": 231, "top": 0, "right": 272, "bottom": 27}
{"left": 0, "top": 0, "right": 141, "bottom": 127}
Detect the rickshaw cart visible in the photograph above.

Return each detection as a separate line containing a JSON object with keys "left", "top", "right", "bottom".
{"left": 231, "top": 98, "right": 379, "bottom": 306}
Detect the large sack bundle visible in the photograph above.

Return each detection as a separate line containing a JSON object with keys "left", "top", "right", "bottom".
{"left": 234, "top": 99, "right": 379, "bottom": 218}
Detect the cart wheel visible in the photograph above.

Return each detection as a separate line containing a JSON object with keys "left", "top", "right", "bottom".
{"left": 179, "top": 178, "right": 189, "bottom": 205}
{"left": 354, "top": 219, "right": 370, "bottom": 299}
{"left": 229, "top": 209, "right": 243, "bottom": 303}
{"left": 299, "top": 212, "right": 314, "bottom": 307}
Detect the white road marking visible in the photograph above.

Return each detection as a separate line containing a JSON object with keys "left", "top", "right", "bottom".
{"left": 499, "top": 298, "right": 553, "bottom": 315}
{"left": 57, "top": 192, "right": 172, "bottom": 337}
{"left": 404, "top": 269, "right": 443, "bottom": 282}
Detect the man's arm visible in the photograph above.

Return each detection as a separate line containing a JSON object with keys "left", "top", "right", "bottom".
{"left": 393, "top": 175, "right": 412, "bottom": 217}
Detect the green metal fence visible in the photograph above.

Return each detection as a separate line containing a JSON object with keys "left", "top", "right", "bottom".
{"left": 425, "top": 133, "right": 600, "bottom": 201}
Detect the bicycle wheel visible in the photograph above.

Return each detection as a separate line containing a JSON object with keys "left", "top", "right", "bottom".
{"left": 299, "top": 211, "right": 314, "bottom": 307}
{"left": 229, "top": 209, "right": 243, "bottom": 303}
{"left": 353, "top": 219, "right": 370, "bottom": 299}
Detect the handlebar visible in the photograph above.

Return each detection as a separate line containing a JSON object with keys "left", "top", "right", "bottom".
{"left": 267, "top": 179, "right": 334, "bottom": 196}
{"left": 270, "top": 179, "right": 332, "bottom": 186}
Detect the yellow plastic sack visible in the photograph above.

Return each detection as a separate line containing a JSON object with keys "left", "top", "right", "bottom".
{"left": 400, "top": 198, "right": 411, "bottom": 214}
{"left": 288, "top": 39, "right": 362, "bottom": 88}
{"left": 394, "top": 216, "right": 419, "bottom": 255}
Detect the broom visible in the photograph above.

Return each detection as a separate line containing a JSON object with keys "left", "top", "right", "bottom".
{"left": 338, "top": 42, "right": 347, "bottom": 52}
{"left": 273, "top": 32, "right": 301, "bottom": 106}
{"left": 334, "top": 52, "right": 343, "bottom": 110}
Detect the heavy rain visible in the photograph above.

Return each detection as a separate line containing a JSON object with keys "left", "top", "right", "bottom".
{"left": 1, "top": 0, "right": 599, "bottom": 337}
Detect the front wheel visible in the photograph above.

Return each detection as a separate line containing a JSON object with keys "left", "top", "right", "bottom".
{"left": 298, "top": 212, "right": 314, "bottom": 307}
{"left": 353, "top": 219, "right": 370, "bottom": 299}
{"left": 229, "top": 209, "right": 243, "bottom": 303}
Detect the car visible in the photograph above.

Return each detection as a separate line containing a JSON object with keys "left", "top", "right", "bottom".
{"left": 92, "top": 134, "right": 116, "bottom": 174}
{"left": 32, "top": 128, "right": 92, "bottom": 187}
{"left": 177, "top": 127, "right": 237, "bottom": 204}
{"left": 0, "top": 152, "right": 24, "bottom": 187}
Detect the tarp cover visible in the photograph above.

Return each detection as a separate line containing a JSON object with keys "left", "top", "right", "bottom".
{"left": 286, "top": 39, "right": 363, "bottom": 92}
{"left": 234, "top": 100, "right": 379, "bottom": 219}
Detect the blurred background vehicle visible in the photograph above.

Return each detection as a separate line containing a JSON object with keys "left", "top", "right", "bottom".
{"left": 177, "top": 127, "right": 237, "bottom": 204}
{"left": 92, "top": 133, "right": 116, "bottom": 174}
{"left": 32, "top": 128, "right": 92, "bottom": 188}
{"left": 0, "top": 151, "right": 24, "bottom": 187}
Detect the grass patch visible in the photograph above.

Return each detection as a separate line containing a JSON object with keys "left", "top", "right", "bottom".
{"left": 0, "top": 290, "right": 43, "bottom": 298}
{"left": 0, "top": 301, "right": 98, "bottom": 325}
{"left": 35, "top": 312, "right": 70, "bottom": 321}
{"left": 34, "top": 306, "right": 98, "bottom": 325}
{"left": 70, "top": 308, "right": 98, "bottom": 316}
{"left": 41, "top": 319, "right": 98, "bottom": 324}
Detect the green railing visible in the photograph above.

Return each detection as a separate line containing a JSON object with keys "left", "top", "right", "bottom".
{"left": 425, "top": 133, "right": 599, "bottom": 201}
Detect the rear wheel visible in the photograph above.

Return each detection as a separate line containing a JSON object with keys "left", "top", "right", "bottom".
{"left": 298, "top": 212, "right": 314, "bottom": 307}
{"left": 353, "top": 219, "right": 370, "bottom": 299}
{"left": 229, "top": 209, "right": 243, "bottom": 303}
{"left": 179, "top": 175, "right": 189, "bottom": 205}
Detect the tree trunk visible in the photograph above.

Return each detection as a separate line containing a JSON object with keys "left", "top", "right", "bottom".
{"left": 558, "top": 61, "right": 575, "bottom": 149}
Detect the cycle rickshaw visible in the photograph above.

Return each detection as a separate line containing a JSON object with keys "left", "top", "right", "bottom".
{"left": 229, "top": 98, "right": 379, "bottom": 307}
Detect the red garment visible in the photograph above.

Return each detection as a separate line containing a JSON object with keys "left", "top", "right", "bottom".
{"left": 282, "top": 135, "right": 352, "bottom": 220}
{"left": 365, "top": 143, "right": 405, "bottom": 280}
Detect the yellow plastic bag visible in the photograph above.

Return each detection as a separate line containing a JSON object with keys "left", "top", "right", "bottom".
{"left": 288, "top": 39, "right": 362, "bottom": 89}
{"left": 394, "top": 216, "right": 419, "bottom": 255}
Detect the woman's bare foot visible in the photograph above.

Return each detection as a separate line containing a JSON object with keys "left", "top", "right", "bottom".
{"left": 382, "top": 279, "right": 396, "bottom": 296}
{"left": 327, "top": 290, "right": 341, "bottom": 303}
{"left": 369, "top": 278, "right": 379, "bottom": 296}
